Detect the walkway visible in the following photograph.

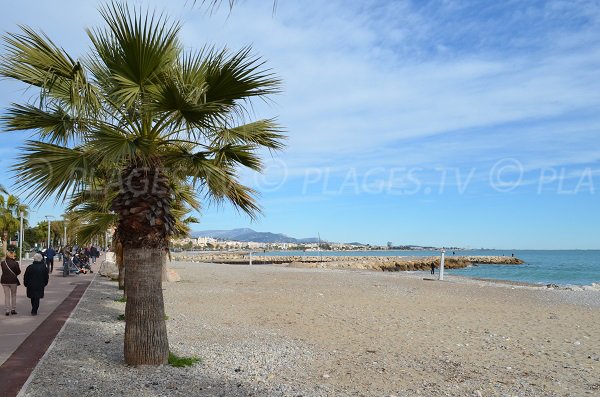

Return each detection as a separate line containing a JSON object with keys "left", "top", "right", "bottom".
{"left": 0, "top": 255, "right": 102, "bottom": 396}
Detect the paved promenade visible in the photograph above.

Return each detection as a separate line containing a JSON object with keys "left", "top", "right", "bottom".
{"left": 0, "top": 255, "right": 102, "bottom": 396}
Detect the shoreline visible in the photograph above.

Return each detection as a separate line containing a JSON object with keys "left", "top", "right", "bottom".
{"left": 171, "top": 252, "right": 600, "bottom": 289}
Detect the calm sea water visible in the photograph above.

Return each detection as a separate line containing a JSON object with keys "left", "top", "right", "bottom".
{"left": 263, "top": 249, "right": 600, "bottom": 286}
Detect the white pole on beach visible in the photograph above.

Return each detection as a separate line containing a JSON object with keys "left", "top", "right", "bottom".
{"left": 19, "top": 211, "right": 24, "bottom": 267}
{"left": 439, "top": 249, "right": 445, "bottom": 281}
{"left": 249, "top": 251, "right": 253, "bottom": 266}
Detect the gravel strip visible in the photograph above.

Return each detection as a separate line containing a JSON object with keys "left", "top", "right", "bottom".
{"left": 21, "top": 277, "right": 320, "bottom": 397}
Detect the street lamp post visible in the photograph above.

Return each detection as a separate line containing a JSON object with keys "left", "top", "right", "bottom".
{"left": 45, "top": 215, "right": 54, "bottom": 248}
{"left": 19, "top": 211, "right": 24, "bottom": 267}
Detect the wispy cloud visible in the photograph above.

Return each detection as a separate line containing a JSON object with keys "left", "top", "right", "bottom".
{"left": 173, "top": 0, "right": 600, "bottom": 184}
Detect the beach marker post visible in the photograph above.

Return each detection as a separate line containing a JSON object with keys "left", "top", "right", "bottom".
{"left": 439, "top": 249, "right": 445, "bottom": 281}
{"left": 249, "top": 251, "right": 253, "bottom": 266}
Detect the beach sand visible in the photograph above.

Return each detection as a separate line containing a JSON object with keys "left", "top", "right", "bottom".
{"left": 165, "top": 262, "right": 600, "bottom": 396}
{"left": 22, "top": 261, "right": 600, "bottom": 396}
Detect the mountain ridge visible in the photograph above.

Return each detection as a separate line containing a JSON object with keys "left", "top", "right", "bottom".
{"left": 190, "top": 228, "right": 321, "bottom": 244}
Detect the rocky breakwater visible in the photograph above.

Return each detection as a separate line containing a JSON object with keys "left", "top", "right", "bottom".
{"left": 171, "top": 253, "right": 524, "bottom": 272}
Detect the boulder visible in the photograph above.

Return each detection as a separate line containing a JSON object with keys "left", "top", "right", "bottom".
{"left": 165, "top": 268, "right": 181, "bottom": 282}
{"left": 99, "top": 260, "right": 118, "bottom": 277}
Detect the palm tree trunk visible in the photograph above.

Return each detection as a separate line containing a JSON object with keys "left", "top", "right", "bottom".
{"left": 113, "top": 163, "right": 175, "bottom": 366}
{"left": 116, "top": 240, "right": 125, "bottom": 292}
{"left": 123, "top": 247, "right": 168, "bottom": 365}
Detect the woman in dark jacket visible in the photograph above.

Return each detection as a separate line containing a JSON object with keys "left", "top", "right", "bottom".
{"left": 1, "top": 248, "right": 21, "bottom": 316}
{"left": 23, "top": 253, "right": 49, "bottom": 315}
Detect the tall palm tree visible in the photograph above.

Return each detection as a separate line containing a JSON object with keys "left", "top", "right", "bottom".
{"left": 1, "top": 1, "right": 284, "bottom": 365}
{"left": 0, "top": 187, "right": 29, "bottom": 256}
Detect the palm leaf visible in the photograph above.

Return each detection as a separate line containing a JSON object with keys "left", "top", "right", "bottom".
{"left": 0, "top": 25, "right": 99, "bottom": 112}
{"left": 215, "top": 119, "right": 285, "bottom": 150}
{"left": 87, "top": 1, "right": 181, "bottom": 110}
{"left": 12, "top": 142, "right": 94, "bottom": 205}
{"left": 2, "top": 103, "right": 81, "bottom": 144}
{"left": 212, "top": 144, "right": 263, "bottom": 171}
{"left": 73, "top": 212, "right": 118, "bottom": 245}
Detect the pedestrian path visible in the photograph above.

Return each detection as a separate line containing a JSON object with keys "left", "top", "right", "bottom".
{"left": 0, "top": 255, "right": 102, "bottom": 396}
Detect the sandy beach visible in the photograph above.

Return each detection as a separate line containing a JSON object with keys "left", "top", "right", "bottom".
{"left": 22, "top": 261, "right": 600, "bottom": 396}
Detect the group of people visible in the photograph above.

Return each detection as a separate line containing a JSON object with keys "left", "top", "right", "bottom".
{"left": 1, "top": 244, "right": 104, "bottom": 316}
{"left": 1, "top": 248, "right": 48, "bottom": 316}
{"left": 59, "top": 245, "right": 101, "bottom": 275}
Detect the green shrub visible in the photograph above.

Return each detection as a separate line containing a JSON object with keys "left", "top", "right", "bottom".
{"left": 168, "top": 352, "right": 200, "bottom": 367}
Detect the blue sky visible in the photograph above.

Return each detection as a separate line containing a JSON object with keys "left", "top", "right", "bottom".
{"left": 1, "top": 0, "right": 599, "bottom": 249}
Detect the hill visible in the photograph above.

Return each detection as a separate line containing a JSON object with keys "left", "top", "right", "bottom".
{"left": 190, "top": 228, "right": 320, "bottom": 244}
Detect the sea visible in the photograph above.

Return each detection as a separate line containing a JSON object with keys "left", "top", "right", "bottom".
{"left": 263, "top": 249, "right": 600, "bottom": 287}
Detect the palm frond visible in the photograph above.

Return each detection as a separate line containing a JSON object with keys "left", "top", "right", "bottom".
{"left": 73, "top": 212, "right": 118, "bottom": 245}
{"left": 216, "top": 119, "right": 285, "bottom": 150}
{"left": 182, "top": 215, "right": 200, "bottom": 224}
{"left": 87, "top": 1, "right": 181, "bottom": 109}
{"left": 194, "top": 0, "right": 278, "bottom": 14}
{"left": 12, "top": 142, "right": 94, "bottom": 205}
{"left": 170, "top": 181, "right": 201, "bottom": 211}
{"left": 151, "top": 47, "right": 281, "bottom": 133}
{"left": 209, "top": 177, "right": 261, "bottom": 218}
{"left": 0, "top": 25, "right": 99, "bottom": 112}
{"left": 202, "top": 46, "right": 281, "bottom": 104}
{"left": 212, "top": 144, "right": 263, "bottom": 171}
{"left": 66, "top": 187, "right": 116, "bottom": 212}
{"left": 84, "top": 124, "right": 141, "bottom": 164}
{"left": 2, "top": 103, "right": 81, "bottom": 144}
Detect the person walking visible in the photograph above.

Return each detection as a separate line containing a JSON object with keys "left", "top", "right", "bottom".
{"left": 1, "top": 247, "right": 21, "bottom": 316}
{"left": 430, "top": 262, "right": 435, "bottom": 275}
{"left": 45, "top": 246, "right": 56, "bottom": 273}
{"left": 90, "top": 245, "right": 99, "bottom": 264}
{"left": 23, "top": 253, "right": 49, "bottom": 315}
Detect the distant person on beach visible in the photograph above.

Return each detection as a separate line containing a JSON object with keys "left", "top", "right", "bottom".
{"left": 1, "top": 247, "right": 21, "bottom": 316}
{"left": 430, "top": 263, "right": 435, "bottom": 275}
{"left": 24, "top": 253, "right": 49, "bottom": 316}
{"left": 45, "top": 246, "right": 56, "bottom": 273}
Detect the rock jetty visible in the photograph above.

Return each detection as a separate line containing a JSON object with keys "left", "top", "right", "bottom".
{"left": 171, "top": 253, "right": 524, "bottom": 272}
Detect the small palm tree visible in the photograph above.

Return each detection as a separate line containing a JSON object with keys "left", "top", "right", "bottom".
{"left": 1, "top": 1, "right": 284, "bottom": 365}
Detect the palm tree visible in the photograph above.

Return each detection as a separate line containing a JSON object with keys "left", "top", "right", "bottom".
{"left": 1, "top": 1, "right": 284, "bottom": 365}
{"left": 0, "top": 187, "right": 29, "bottom": 256}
